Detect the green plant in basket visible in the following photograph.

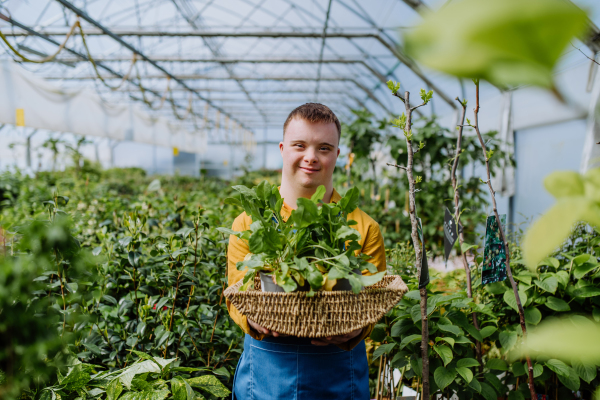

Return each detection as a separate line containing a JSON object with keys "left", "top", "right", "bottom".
{"left": 218, "top": 181, "right": 385, "bottom": 295}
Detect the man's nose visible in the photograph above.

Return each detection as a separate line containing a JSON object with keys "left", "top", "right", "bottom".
{"left": 303, "top": 148, "right": 318, "bottom": 163}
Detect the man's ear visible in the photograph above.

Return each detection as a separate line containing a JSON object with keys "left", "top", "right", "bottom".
{"left": 336, "top": 147, "right": 340, "bottom": 157}
{"left": 279, "top": 142, "right": 284, "bottom": 155}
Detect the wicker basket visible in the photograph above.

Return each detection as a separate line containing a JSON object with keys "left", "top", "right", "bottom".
{"left": 224, "top": 275, "right": 409, "bottom": 338}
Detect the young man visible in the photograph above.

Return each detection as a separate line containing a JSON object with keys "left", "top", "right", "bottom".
{"left": 226, "top": 103, "right": 386, "bottom": 399}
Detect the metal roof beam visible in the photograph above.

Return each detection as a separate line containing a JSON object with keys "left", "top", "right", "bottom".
{"left": 52, "top": 0, "right": 253, "bottom": 132}
{"left": 0, "top": 26, "right": 456, "bottom": 107}
{"left": 54, "top": 56, "right": 388, "bottom": 84}
{"left": 0, "top": 12, "right": 222, "bottom": 130}
{"left": 44, "top": 74, "right": 391, "bottom": 114}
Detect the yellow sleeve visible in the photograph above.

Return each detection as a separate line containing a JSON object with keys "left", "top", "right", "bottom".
{"left": 338, "top": 220, "right": 386, "bottom": 351}
{"left": 226, "top": 213, "right": 265, "bottom": 341}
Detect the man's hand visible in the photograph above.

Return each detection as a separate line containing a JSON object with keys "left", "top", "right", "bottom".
{"left": 310, "top": 328, "right": 363, "bottom": 346}
{"left": 247, "top": 318, "right": 288, "bottom": 337}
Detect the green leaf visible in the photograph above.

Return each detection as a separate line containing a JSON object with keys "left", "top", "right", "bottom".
{"left": 524, "top": 307, "right": 542, "bottom": 325}
{"left": 464, "top": 324, "right": 483, "bottom": 342}
{"left": 545, "top": 296, "right": 570, "bottom": 312}
{"left": 534, "top": 276, "right": 558, "bottom": 294}
{"left": 433, "top": 344, "right": 453, "bottom": 366}
{"left": 574, "top": 286, "right": 600, "bottom": 298}
{"left": 503, "top": 290, "right": 527, "bottom": 312}
{"left": 498, "top": 330, "right": 518, "bottom": 351}
{"left": 545, "top": 171, "right": 586, "bottom": 198}
{"left": 399, "top": 334, "right": 422, "bottom": 349}
{"left": 106, "top": 379, "right": 123, "bottom": 400}
{"left": 479, "top": 382, "right": 498, "bottom": 400}
{"left": 545, "top": 359, "right": 570, "bottom": 377}
{"left": 337, "top": 187, "right": 360, "bottom": 214}
{"left": 533, "top": 363, "right": 544, "bottom": 378}
{"left": 593, "top": 307, "right": 600, "bottom": 322}
{"left": 391, "top": 319, "right": 414, "bottom": 338}
{"left": 538, "top": 257, "right": 560, "bottom": 269}
{"left": 455, "top": 367, "right": 473, "bottom": 384}
{"left": 147, "top": 179, "right": 161, "bottom": 192}
{"left": 514, "top": 317, "right": 600, "bottom": 364}
{"left": 523, "top": 197, "right": 599, "bottom": 268}
{"left": 468, "top": 378, "right": 482, "bottom": 393}
{"left": 434, "top": 366, "right": 457, "bottom": 390}
{"left": 60, "top": 364, "right": 92, "bottom": 391}
{"left": 437, "top": 324, "right": 461, "bottom": 336}
{"left": 435, "top": 336, "right": 455, "bottom": 348}
{"left": 405, "top": 290, "right": 421, "bottom": 301}
{"left": 292, "top": 198, "right": 318, "bottom": 229}
{"left": 574, "top": 262, "right": 598, "bottom": 280}
{"left": 187, "top": 375, "right": 231, "bottom": 398}
{"left": 486, "top": 358, "right": 508, "bottom": 371}
{"left": 373, "top": 343, "right": 396, "bottom": 360}
{"left": 508, "top": 392, "right": 525, "bottom": 400}
{"left": 410, "top": 356, "right": 423, "bottom": 378}
{"left": 480, "top": 326, "right": 497, "bottom": 339}
{"left": 358, "top": 271, "right": 386, "bottom": 287}
{"left": 310, "top": 185, "right": 326, "bottom": 203}
{"left": 404, "top": 0, "right": 588, "bottom": 88}
{"left": 171, "top": 376, "right": 195, "bottom": 400}
{"left": 223, "top": 197, "right": 242, "bottom": 208}
{"left": 512, "top": 362, "right": 526, "bottom": 377}
{"left": 454, "top": 336, "right": 473, "bottom": 345}
{"left": 556, "top": 270, "right": 570, "bottom": 288}
{"left": 457, "top": 358, "right": 480, "bottom": 368}
{"left": 334, "top": 225, "right": 360, "bottom": 241}
{"left": 557, "top": 366, "right": 580, "bottom": 391}
{"left": 118, "top": 360, "right": 161, "bottom": 389}
{"left": 573, "top": 359, "right": 597, "bottom": 383}
{"left": 461, "top": 242, "right": 478, "bottom": 253}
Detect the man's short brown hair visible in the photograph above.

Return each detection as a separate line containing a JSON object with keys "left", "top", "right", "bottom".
{"left": 283, "top": 103, "right": 341, "bottom": 140}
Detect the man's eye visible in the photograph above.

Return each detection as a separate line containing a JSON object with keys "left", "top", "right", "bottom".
{"left": 320, "top": 147, "right": 331, "bottom": 151}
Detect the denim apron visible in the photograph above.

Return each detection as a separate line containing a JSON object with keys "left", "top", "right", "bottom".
{"left": 232, "top": 334, "right": 370, "bottom": 400}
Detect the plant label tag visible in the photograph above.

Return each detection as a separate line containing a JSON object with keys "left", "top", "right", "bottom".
{"left": 482, "top": 214, "right": 508, "bottom": 285}
{"left": 417, "top": 217, "right": 430, "bottom": 289}
{"left": 443, "top": 208, "right": 459, "bottom": 266}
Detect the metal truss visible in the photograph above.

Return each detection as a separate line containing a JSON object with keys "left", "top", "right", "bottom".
{"left": 3, "top": 0, "right": 594, "bottom": 150}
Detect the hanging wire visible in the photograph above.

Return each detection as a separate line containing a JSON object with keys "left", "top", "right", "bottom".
{"left": 169, "top": 90, "right": 194, "bottom": 121}
{"left": 0, "top": 18, "right": 79, "bottom": 63}
{"left": 78, "top": 19, "right": 139, "bottom": 91}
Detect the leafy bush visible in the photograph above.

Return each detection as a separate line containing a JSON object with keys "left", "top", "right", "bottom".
{"left": 371, "top": 224, "right": 600, "bottom": 399}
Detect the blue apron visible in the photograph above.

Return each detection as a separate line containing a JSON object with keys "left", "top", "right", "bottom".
{"left": 232, "top": 334, "right": 370, "bottom": 400}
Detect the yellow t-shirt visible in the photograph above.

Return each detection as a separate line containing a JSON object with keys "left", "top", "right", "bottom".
{"left": 226, "top": 188, "right": 386, "bottom": 351}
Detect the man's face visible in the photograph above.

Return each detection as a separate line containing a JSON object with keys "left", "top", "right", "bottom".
{"left": 279, "top": 117, "right": 340, "bottom": 190}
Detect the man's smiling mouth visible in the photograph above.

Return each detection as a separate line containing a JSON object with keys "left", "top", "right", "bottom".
{"left": 299, "top": 167, "right": 320, "bottom": 173}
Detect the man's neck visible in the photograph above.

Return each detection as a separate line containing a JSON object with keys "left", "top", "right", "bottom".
{"left": 279, "top": 179, "right": 334, "bottom": 209}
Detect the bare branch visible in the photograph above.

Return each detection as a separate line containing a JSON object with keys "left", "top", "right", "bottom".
{"left": 571, "top": 42, "right": 600, "bottom": 65}
{"left": 386, "top": 162, "right": 408, "bottom": 171}
{"left": 410, "top": 102, "right": 428, "bottom": 111}
{"left": 392, "top": 92, "right": 406, "bottom": 103}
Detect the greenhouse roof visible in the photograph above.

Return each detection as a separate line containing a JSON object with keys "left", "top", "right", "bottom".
{"left": 1, "top": 0, "right": 600, "bottom": 148}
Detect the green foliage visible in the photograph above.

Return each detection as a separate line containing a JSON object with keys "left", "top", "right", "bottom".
{"left": 0, "top": 169, "right": 245, "bottom": 399}
{"left": 347, "top": 115, "right": 511, "bottom": 256}
{"left": 386, "top": 80, "right": 401, "bottom": 95}
{"left": 222, "top": 181, "right": 383, "bottom": 294}
{"left": 372, "top": 224, "right": 600, "bottom": 398}
{"left": 404, "top": 0, "right": 589, "bottom": 88}
{"left": 38, "top": 352, "right": 230, "bottom": 400}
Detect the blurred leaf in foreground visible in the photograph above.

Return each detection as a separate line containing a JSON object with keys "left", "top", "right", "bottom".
{"left": 523, "top": 169, "right": 600, "bottom": 268}
{"left": 512, "top": 316, "right": 600, "bottom": 365}
{"left": 404, "top": 0, "right": 588, "bottom": 88}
